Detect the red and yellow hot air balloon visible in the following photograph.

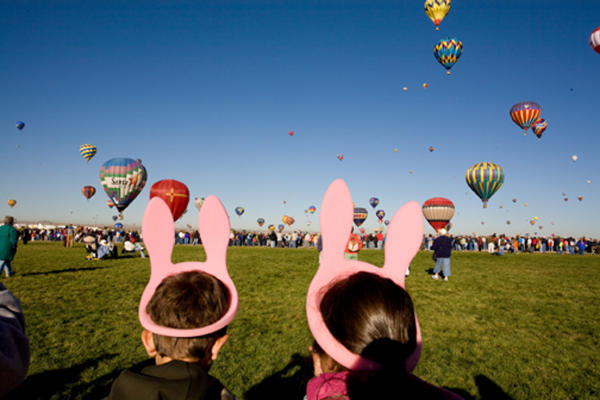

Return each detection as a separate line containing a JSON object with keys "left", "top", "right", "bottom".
{"left": 510, "top": 102, "right": 541, "bottom": 135}
{"left": 149, "top": 179, "right": 190, "bottom": 221}
{"left": 82, "top": 185, "right": 96, "bottom": 200}
{"left": 422, "top": 197, "right": 454, "bottom": 232}
{"left": 424, "top": 0, "right": 451, "bottom": 31}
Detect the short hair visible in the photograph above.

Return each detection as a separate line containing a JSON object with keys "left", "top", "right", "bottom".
{"left": 4, "top": 216, "right": 14, "bottom": 225}
{"left": 146, "top": 271, "right": 230, "bottom": 364}
{"left": 318, "top": 272, "right": 417, "bottom": 372}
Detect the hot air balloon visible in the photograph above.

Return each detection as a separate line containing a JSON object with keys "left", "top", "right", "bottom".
{"left": 284, "top": 216, "right": 295, "bottom": 226}
{"left": 591, "top": 27, "right": 600, "bottom": 54}
{"left": 194, "top": 197, "right": 205, "bottom": 210}
{"left": 112, "top": 215, "right": 118, "bottom": 221}
{"left": 308, "top": 205, "right": 317, "bottom": 214}
{"left": 82, "top": 185, "right": 96, "bottom": 200}
{"left": 369, "top": 197, "right": 379, "bottom": 208}
{"left": 149, "top": 179, "right": 190, "bottom": 221}
{"left": 107, "top": 199, "right": 115, "bottom": 208}
{"left": 394, "top": 148, "right": 398, "bottom": 152}
{"left": 79, "top": 144, "right": 97, "bottom": 162}
{"left": 402, "top": 86, "right": 408, "bottom": 92}
{"left": 268, "top": 224, "right": 275, "bottom": 232}
{"left": 531, "top": 118, "right": 547, "bottom": 139}
{"left": 564, "top": 198, "right": 568, "bottom": 202}
{"left": 571, "top": 155, "right": 578, "bottom": 162}
{"left": 506, "top": 220, "right": 511, "bottom": 225}
{"left": 15, "top": 121, "right": 25, "bottom": 130}
{"left": 115, "top": 222, "right": 123, "bottom": 230}
{"left": 7, "top": 200, "right": 16, "bottom": 208}
{"left": 99, "top": 158, "right": 147, "bottom": 213}
{"left": 423, "top": 83, "right": 429, "bottom": 88}
{"left": 586, "top": 180, "right": 591, "bottom": 184}
{"left": 512, "top": 198, "right": 517, "bottom": 203}
{"left": 376, "top": 210, "right": 385, "bottom": 223}
{"left": 424, "top": 0, "right": 451, "bottom": 30}
{"left": 289, "top": 130, "right": 294, "bottom": 136}
{"left": 428, "top": 146, "right": 434, "bottom": 152}
{"left": 353, "top": 207, "right": 368, "bottom": 227}
{"left": 578, "top": 196, "right": 583, "bottom": 201}
{"left": 433, "top": 38, "right": 463, "bottom": 75}
{"left": 510, "top": 102, "right": 541, "bottom": 135}
{"left": 529, "top": 220, "right": 535, "bottom": 226}
{"left": 524, "top": 203, "right": 528, "bottom": 207}
{"left": 337, "top": 154, "right": 344, "bottom": 161}
{"left": 257, "top": 218, "right": 265, "bottom": 227}
{"left": 384, "top": 220, "right": 390, "bottom": 226}
{"left": 235, "top": 207, "right": 245, "bottom": 216}
{"left": 465, "top": 162, "right": 505, "bottom": 208}
{"left": 422, "top": 197, "right": 455, "bottom": 232}
{"left": 534, "top": 216, "right": 538, "bottom": 221}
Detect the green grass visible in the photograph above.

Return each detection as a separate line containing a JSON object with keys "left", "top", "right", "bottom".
{"left": 4, "top": 242, "right": 600, "bottom": 399}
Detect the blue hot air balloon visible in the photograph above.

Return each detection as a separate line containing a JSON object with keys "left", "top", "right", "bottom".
{"left": 353, "top": 207, "right": 368, "bottom": 227}
{"left": 235, "top": 206, "right": 245, "bottom": 216}
{"left": 369, "top": 197, "right": 379, "bottom": 208}
{"left": 16, "top": 121, "right": 25, "bottom": 130}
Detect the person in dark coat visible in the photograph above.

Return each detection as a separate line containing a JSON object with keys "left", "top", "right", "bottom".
{"left": 0, "top": 217, "right": 18, "bottom": 277}
{"left": 431, "top": 229, "right": 453, "bottom": 281}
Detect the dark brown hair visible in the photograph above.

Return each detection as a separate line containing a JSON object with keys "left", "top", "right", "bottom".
{"left": 318, "top": 271, "right": 417, "bottom": 372}
{"left": 146, "top": 271, "right": 230, "bottom": 364}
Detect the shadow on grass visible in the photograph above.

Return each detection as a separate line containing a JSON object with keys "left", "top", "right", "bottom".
{"left": 21, "top": 266, "right": 110, "bottom": 276}
{"left": 444, "top": 374, "right": 513, "bottom": 400}
{"left": 245, "top": 353, "right": 314, "bottom": 400}
{"left": 6, "top": 353, "right": 118, "bottom": 400}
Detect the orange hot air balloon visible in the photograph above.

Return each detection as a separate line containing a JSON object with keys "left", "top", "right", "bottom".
{"left": 149, "top": 179, "right": 190, "bottom": 221}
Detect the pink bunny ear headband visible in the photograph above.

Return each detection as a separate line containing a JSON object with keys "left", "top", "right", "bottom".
{"left": 139, "top": 196, "right": 238, "bottom": 337}
{"left": 306, "top": 179, "right": 424, "bottom": 371}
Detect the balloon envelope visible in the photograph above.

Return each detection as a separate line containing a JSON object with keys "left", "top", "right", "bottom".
{"left": 465, "top": 162, "right": 505, "bottom": 208}
{"left": 337, "top": 154, "right": 344, "bottom": 161}
{"left": 422, "top": 197, "right": 455, "bottom": 231}
{"left": 353, "top": 207, "right": 368, "bottom": 227}
{"left": 235, "top": 207, "right": 245, "bottom": 216}
{"left": 7, "top": 199, "right": 16, "bottom": 208}
{"left": 149, "top": 179, "right": 190, "bottom": 221}
{"left": 591, "top": 27, "right": 600, "bottom": 54}
{"left": 424, "top": 0, "right": 451, "bottom": 29}
{"left": 82, "top": 185, "right": 96, "bottom": 200}
{"left": 376, "top": 210, "right": 385, "bottom": 221}
{"left": 257, "top": 218, "right": 265, "bottom": 227}
{"left": 531, "top": 118, "right": 547, "bottom": 139}
{"left": 510, "top": 102, "right": 541, "bottom": 134}
{"left": 115, "top": 223, "right": 123, "bottom": 229}
{"left": 15, "top": 121, "right": 25, "bottom": 130}
{"left": 99, "top": 158, "right": 147, "bottom": 213}
{"left": 369, "top": 197, "right": 379, "bottom": 208}
{"left": 80, "top": 144, "right": 97, "bottom": 162}
{"left": 433, "top": 38, "right": 463, "bottom": 73}
{"left": 308, "top": 205, "right": 317, "bottom": 214}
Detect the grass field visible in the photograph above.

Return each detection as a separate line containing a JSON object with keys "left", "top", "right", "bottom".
{"left": 3, "top": 242, "right": 600, "bottom": 399}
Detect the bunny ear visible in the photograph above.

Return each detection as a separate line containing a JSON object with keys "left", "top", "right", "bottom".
{"left": 142, "top": 197, "right": 175, "bottom": 269}
{"left": 320, "top": 179, "right": 353, "bottom": 264}
{"left": 198, "top": 195, "right": 230, "bottom": 265}
{"left": 382, "top": 201, "right": 423, "bottom": 286}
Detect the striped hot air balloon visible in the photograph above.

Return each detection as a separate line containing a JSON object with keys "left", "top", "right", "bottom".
{"left": 510, "top": 102, "right": 541, "bottom": 135}
{"left": 422, "top": 197, "right": 455, "bottom": 232}
{"left": 80, "top": 144, "right": 97, "bottom": 162}
{"left": 353, "top": 207, "right": 368, "bottom": 227}
{"left": 531, "top": 118, "right": 548, "bottom": 139}
{"left": 99, "top": 158, "right": 147, "bottom": 213}
{"left": 82, "top": 185, "right": 96, "bottom": 200}
{"left": 424, "top": 0, "right": 451, "bottom": 31}
{"left": 433, "top": 38, "right": 463, "bottom": 75}
{"left": 590, "top": 27, "right": 600, "bottom": 54}
{"left": 466, "top": 162, "right": 505, "bottom": 208}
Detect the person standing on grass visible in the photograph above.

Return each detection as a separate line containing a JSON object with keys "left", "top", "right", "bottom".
{"left": 432, "top": 228, "right": 453, "bottom": 281}
{"left": 0, "top": 216, "right": 18, "bottom": 278}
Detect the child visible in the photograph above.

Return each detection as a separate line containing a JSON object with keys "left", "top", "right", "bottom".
{"left": 107, "top": 195, "right": 239, "bottom": 400}
{"left": 306, "top": 179, "right": 462, "bottom": 400}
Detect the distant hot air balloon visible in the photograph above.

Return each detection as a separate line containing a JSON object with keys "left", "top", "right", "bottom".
{"left": 99, "top": 158, "right": 147, "bottom": 213}
{"left": 288, "top": 130, "right": 294, "bottom": 136}
{"left": 286, "top": 216, "right": 295, "bottom": 226}
{"left": 112, "top": 215, "right": 118, "bottom": 221}
{"left": 235, "top": 207, "right": 245, "bottom": 216}
{"left": 384, "top": 220, "right": 390, "bottom": 226}
{"left": 115, "top": 222, "right": 123, "bottom": 230}
{"left": 428, "top": 146, "right": 434, "bottom": 152}
{"left": 82, "top": 185, "right": 96, "bottom": 200}
{"left": 194, "top": 197, "right": 205, "bottom": 210}
{"left": 424, "top": 0, "right": 451, "bottom": 30}
{"left": 369, "top": 197, "right": 379, "bottom": 208}
{"left": 376, "top": 210, "right": 385, "bottom": 223}
{"left": 506, "top": 220, "right": 511, "bottom": 225}
{"left": 590, "top": 27, "right": 600, "bottom": 54}
{"left": 529, "top": 220, "right": 535, "bottom": 226}
{"left": 524, "top": 203, "right": 528, "bottom": 207}
{"left": 564, "top": 198, "right": 568, "bottom": 202}
{"left": 571, "top": 154, "right": 578, "bottom": 162}
{"left": 465, "top": 162, "right": 505, "bottom": 208}
{"left": 402, "top": 86, "right": 408, "bottom": 92}
{"left": 433, "top": 38, "right": 463, "bottom": 75}
{"left": 586, "top": 179, "right": 591, "bottom": 184}
{"left": 422, "top": 197, "right": 455, "bottom": 232}
{"left": 80, "top": 144, "right": 97, "bottom": 162}
{"left": 15, "top": 121, "right": 25, "bottom": 130}
{"left": 422, "top": 83, "right": 429, "bottom": 88}
{"left": 337, "top": 154, "right": 344, "bottom": 161}
{"left": 308, "top": 205, "right": 317, "bottom": 214}
{"left": 510, "top": 102, "right": 541, "bottom": 135}
{"left": 512, "top": 198, "right": 517, "bottom": 203}
{"left": 578, "top": 196, "right": 583, "bottom": 201}
{"left": 107, "top": 199, "right": 115, "bottom": 208}
{"left": 394, "top": 148, "right": 398, "bottom": 152}
{"left": 353, "top": 207, "right": 368, "bottom": 227}
{"left": 531, "top": 118, "right": 547, "bottom": 139}
{"left": 268, "top": 224, "right": 275, "bottom": 232}
{"left": 257, "top": 218, "right": 265, "bottom": 227}
{"left": 149, "top": 179, "right": 190, "bottom": 221}
{"left": 533, "top": 216, "right": 539, "bottom": 221}
{"left": 7, "top": 199, "right": 16, "bottom": 208}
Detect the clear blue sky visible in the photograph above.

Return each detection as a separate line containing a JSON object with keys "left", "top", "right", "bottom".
{"left": 1, "top": 0, "right": 599, "bottom": 237}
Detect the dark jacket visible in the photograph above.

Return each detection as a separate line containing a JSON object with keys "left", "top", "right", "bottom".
{"left": 107, "top": 360, "right": 234, "bottom": 400}
{"left": 0, "top": 225, "right": 18, "bottom": 261}
{"left": 432, "top": 235, "right": 452, "bottom": 258}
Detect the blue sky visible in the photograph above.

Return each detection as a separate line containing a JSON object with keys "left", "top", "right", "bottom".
{"left": 1, "top": 1, "right": 599, "bottom": 237}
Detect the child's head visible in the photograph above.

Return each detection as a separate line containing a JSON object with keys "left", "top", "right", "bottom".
{"left": 143, "top": 271, "right": 230, "bottom": 365}
{"left": 313, "top": 272, "right": 416, "bottom": 373}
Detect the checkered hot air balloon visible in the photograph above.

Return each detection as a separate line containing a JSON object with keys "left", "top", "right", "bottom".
{"left": 422, "top": 197, "right": 455, "bottom": 232}
{"left": 465, "top": 162, "right": 505, "bottom": 208}
{"left": 590, "top": 27, "right": 600, "bottom": 54}
{"left": 510, "top": 102, "right": 541, "bottom": 135}
{"left": 433, "top": 38, "right": 462, "bottom": 75}
{"left": 80, "top": 144, "right": 97, "bottom": 162}
{"left": 424, "top": 0, "right": 451, "bottom": 31}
